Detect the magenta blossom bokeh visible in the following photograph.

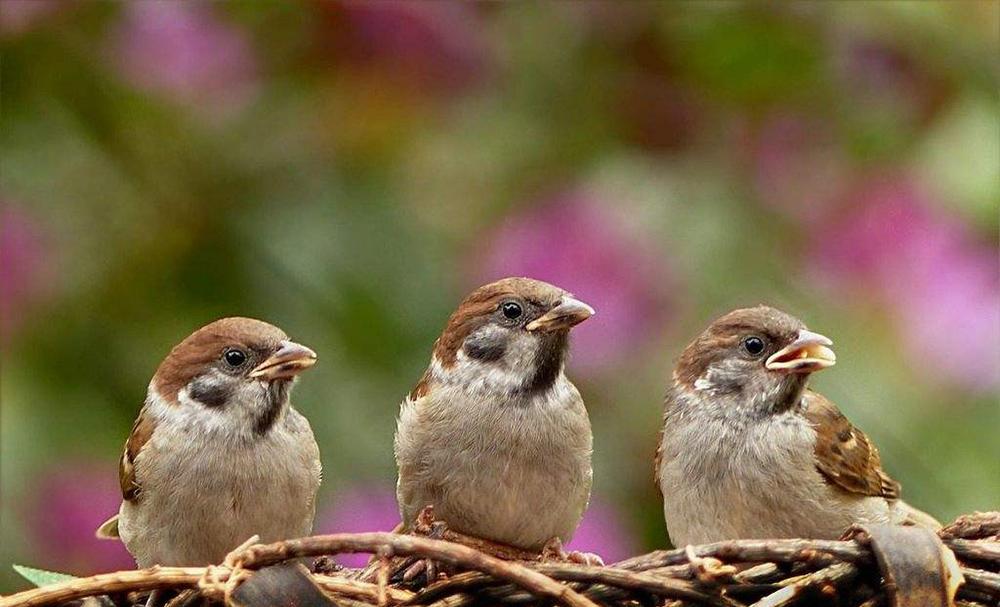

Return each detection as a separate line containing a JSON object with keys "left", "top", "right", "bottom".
{"left": 749, "top": 113, "right": 850, "bottom": 226}
{"left": 315, "top": 484, "right": 637, "bottom": 566}
{"left": 0, "top": 205, "right": 53, "bottom": 343}
{"left": 812, "top": 178, "right": 1000, "bottom": 392}
{"left": 334, "top": 1, "right": 492, "bottom": 95}
{"left": 478, "top": 191, "right": 674, "bottom": 372}
{"left": 109, "top": 3, "right": 258, "bottom": 112}
{"left": 25, "top": 462, "right": 133, "bottom": 574}
{"left": 564, "top": 497, "right": 637, "bottom": 564}
{"left": 315, "top": 485, "right": 402, "bottom": 567}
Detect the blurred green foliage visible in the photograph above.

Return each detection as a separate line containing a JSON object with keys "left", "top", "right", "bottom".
{"left": 1, "top": 0, "right": 997, "bottom": 591}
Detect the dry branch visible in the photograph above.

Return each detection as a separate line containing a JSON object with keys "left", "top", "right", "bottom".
{"left": 2, "top": 511, "right": 997, "bottom": 607}
{"left": 232, "top": 532, "right": 598, "bottom": 607}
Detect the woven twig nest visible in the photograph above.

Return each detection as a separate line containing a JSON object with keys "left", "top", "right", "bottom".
{"left": 3, "top": 512, "right": 998, "bottom": 607}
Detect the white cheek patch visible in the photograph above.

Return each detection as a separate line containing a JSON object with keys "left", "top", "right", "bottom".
{"left": 434, "top": 329, "right": 552, "bottom": 397}
{"left": 698, "top": 360, "right": 749, "bottom": 396}
{"left": 174, "top": 385, "right": 199, "bottom": 411}
{"left": 151, "top": 370, "right": 277, "bottom": 439}
{"left": 161, "top": 383, "right": 236, "bottom": 435}
{"left": 450, "top": 351, "right": 528, "bottom": 394}
{"left": 701, "top": 364, "right": 730, "bottom": 390}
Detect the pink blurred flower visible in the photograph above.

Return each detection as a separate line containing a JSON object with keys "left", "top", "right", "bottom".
{"left": 109, "top": 3, "right": 258, "bottom": 111}
{"left": 565, "top": 497, "right": 637, "bottom": 564}
{"left": 478, "top": 191, "right": 674, "bottom": 371}
{"left": 812, "top": 181, "right": 934, "bottom": 288}
{"left": 315, "top": 485, "right": 401, "bottom": 567}
{"left": 813, "top": 178, "right": 1000, "bottom": 392}
{"left": 0, "top": 205, "right": 53, "bottom": 343}
{"left": 749, "top": 113, "right": 850, "bottom": 226}
{"left": 329, "top": 1, "right": 491, "bottom": 94}
{"left": 25, "top": 462, "right": 133, "bottom": 574}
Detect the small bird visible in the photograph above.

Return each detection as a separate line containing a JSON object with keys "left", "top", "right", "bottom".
{"left": 655, "top": 306, "right": 939, "bottom": 547}
{"left": 395, "top": 277, "right": 595, "bottom": 553}
{"left": 97, "top": 317, "right": 322, "bottom": 568}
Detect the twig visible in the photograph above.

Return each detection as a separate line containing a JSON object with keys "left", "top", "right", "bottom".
{"left": 311, "top": 574, "right": 414, "bottom": 605}
{"left": 377, "top": 551, "right": 391, "bottom": 607}
{"left": 940, "top": 512, "right": 1000, "bottom": 540}
{"left": 614, "top": 539, "right": 869, "bottom": 572}
{"left": 959, "top": 568, "right": 1000, "bottom": 599}
{"left": 945, "top": 539, "right": 1000, "bottom": 566}
{"left": 751, "top": 562, "right": 858, "bottom": 607}
{"left": 163, "top": 589, "right": 199, "bottom": 607}
{"left": 0, "top": 567, "right": 208, "bottom": 607}
{"left": 3, "top": 516, "right": 997, "bottom": 607}
{"left": 534, "top": 563, "right": 729, "bottom": 605}
{"left": 409, "top": 562, "right": 729, "bottom": 606}
{"left": 734, "top": 563, "right": 785, "bottom": 584}
{"left": 416, "top": 526, "right": 541, "bottom": 563}
{"left": 232, "top": 532, "right": 599, "bottom": 607}
{"left": 405, "top": 571, "right": 495, "bottom": 603}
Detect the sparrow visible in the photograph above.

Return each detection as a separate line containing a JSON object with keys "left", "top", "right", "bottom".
{"left": 96, "top": 317, "right": 322, "bottom": 568}
{"left": 394, "top": 277, "right": 595, "bottom": 552}
{"left": 655, "top": 306, "right": 940, "bottom": 547}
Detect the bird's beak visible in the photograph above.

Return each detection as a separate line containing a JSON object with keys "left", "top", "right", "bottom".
{"left": 525, "top": 296, "right": 595, "bottom": 332}
{"left": 766, "top": 329, "right": 836, "bottom": 373}
{"left": 249, "top": 340, "right": 318, "bottom": 381}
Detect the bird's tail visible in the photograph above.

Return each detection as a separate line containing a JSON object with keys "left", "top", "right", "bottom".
{"left": 897, "top": 501, "right": 942, "bottom": 530}
{"left": 95, "top": 514, "right": 120, "bottom": 539}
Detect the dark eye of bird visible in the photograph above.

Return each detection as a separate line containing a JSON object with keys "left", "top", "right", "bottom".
{"left": 501, "top": 301, "right": 523, "bottom": 320}
{"left": 223, "top": 348, "right": 247, "bottom": 367}
{"left": 742, "top": 336, "right": 765, "bottom": 357}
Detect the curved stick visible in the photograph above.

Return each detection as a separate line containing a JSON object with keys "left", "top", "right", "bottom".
{"left": 0, "top": 567, "right": 206, "bottom": 607}
{"left": 234, "top": 532, "right": 598, "bottom": 607}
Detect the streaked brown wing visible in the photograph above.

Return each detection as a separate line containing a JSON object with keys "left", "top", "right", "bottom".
{"left": 119, "top": 409, "right": 156, "bottom": 502}
{"left": 653, "top": 426, "right": 664, "bottom": 495}
{"left": 804, "top": 391, "right": 900, "bottom": 500}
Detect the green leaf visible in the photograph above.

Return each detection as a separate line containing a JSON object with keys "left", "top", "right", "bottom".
{"left": 12, "top": 564, "right": 78, "bottom": 587}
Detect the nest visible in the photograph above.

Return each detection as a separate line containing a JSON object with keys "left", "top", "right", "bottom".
{"left": 3, "top": 512, "right": 998, "bottom": 607}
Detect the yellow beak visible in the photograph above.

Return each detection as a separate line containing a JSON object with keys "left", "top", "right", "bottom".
{"left": 765, "top": 329, "right": 836, "bottom": 373}
{"left": 525, "top": 296, "right": 595, "bottom": 332}
{"left": 249, "top": 340, "right": 318, "bottom": 381}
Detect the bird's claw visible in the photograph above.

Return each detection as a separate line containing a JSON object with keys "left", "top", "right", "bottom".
{"left": 396, "top": 506, "right": 446, "bottom": 585}
{"left": 567, "top": 550, "right": 605, "bottom": 566}
{"left": 414, "top": 505, "right": 450, "bottom": 541}
{"left": 310, "top": 555, "right": 342, "bottom": 575}
{"left": 541, "top": 537, "right": 604, "bottom": 566}
{"left": 685, "top": 545, "right": 737, "bottom": 583}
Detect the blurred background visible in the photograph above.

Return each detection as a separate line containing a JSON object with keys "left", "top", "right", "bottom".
{"left": 1, "top": 0, "right": 998, "bottom": 591}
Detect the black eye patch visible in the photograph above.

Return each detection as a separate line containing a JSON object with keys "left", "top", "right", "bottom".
{"left": 188, "top": 376, "right": 232, "bottom": 408}
{"left": 464, "top": 332, "right": 507, "bottom": 362}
